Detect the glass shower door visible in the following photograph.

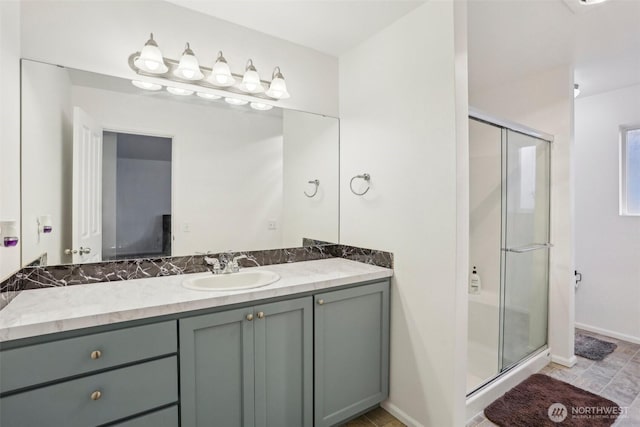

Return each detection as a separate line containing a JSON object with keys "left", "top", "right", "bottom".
{"left": 500, "top": 130, "right": 551, "bottom": 370}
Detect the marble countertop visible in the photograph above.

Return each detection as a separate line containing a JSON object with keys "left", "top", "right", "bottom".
{"left": 0, "top": 258, "right": 392, "bottom": 342}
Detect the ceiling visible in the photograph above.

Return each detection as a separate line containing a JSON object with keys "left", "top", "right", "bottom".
{"left": 165, "top": 0, "right": 426, "bottom": 56}
{"left": 468, "top": 0, "right": 640, "bottom": 97}
{"left": 165, "top": 0, "right": 639, "bottom": 98}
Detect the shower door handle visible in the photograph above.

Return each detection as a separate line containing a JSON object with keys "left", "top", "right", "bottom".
{"left": 503, "top": 243, "right": 553, "bottom": 253}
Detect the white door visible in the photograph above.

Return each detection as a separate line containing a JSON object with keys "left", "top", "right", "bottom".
{"left": 72, "top": 107, "right": 103, "bottom": 263}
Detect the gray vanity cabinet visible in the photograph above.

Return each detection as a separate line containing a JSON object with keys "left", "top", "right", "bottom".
{"left": 314, "top": 281, "right": 390, "bottom": 427}
{"left": 179, "top": 297, "right": 313, "bottom": 427}
{"left": 0, "top": 322, "right": 178, "bottom": 427}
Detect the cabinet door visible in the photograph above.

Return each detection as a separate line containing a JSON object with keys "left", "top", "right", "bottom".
{"left": 180, "top": 308, "right": 255, "bottom": 427}
{"left": 314, "top": 281, "right": 390, "bottom": 427}
{"left": 254, "top": 298, "right": 313, "bottom": 427}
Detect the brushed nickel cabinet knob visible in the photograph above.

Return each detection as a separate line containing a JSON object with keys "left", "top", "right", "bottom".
{"left": 90, "top": 391, "right": 102, "bottom": 401}
{"left": 90, "top": 350, "right": 102, "bottom": 360}
{"left": 257, "top": 312, "right": 265, "bottom": 319}
{"left": 246, "top": 314, "right": 254, "bottom": 321}
{"left": 317, "top": 299, "right": 325, "bottom": 305}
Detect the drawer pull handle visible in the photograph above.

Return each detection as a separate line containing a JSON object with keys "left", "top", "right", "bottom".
{"left": 257, "top": 311, "right": 265, "bottom": 319}
{"left": 317, "top": 299, "right": 324, "bottom": 305}
{"left": 90, "top": 350, "right": 102, "bottom": 360}
{"left": 90, "top": 391, "right": 102, "bottom": 401}
{"left": 246, "top": 313, "right": 254, "bottom": 321}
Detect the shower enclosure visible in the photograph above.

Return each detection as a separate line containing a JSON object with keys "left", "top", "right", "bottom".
{"left": 467, "top": 111, "right": 552, "bottom": 395}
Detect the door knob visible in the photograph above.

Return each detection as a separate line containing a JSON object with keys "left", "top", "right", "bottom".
{"left": 79, "top": 247, "right": 91, "bottom": 255}
{"left": 64, "top": 249, "right": 78, "bottom": 255}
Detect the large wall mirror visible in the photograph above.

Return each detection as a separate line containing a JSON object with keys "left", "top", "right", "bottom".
{"left": 21, "top": 59, "right": 339, "bottom": 267}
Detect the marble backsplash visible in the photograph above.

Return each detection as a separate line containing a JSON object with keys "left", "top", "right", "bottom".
{"left": 0, "top": 244, "right": 393, "bottom": 306}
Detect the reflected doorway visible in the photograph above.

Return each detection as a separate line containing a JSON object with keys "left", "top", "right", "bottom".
{"left": 102, "top": 131, "right": 172, "bottom": 260}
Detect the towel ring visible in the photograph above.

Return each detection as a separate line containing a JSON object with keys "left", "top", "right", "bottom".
{"left": 304, "top": 179, "right": 320, "bottom": 198}
{"left": 350, "top": 173, "right": 371, "bottom": 196}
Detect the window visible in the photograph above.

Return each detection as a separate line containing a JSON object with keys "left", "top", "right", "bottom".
{"left": 620, "top": 126, "right": 640, "bottom": 215}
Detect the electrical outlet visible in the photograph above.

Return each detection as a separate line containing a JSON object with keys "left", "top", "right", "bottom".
{"left": 268, "top": 221, "right": 277, "bottom": 230}
{"left": 182, "top": 222, "right": 190, "bottom": 232}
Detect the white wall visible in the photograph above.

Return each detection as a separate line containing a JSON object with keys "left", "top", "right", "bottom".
{"left": 574, "top": 84, "right": 640, "bottom": 343}
{"left": 19, "top": 0, "right": 338, "bottom": 117}
{"left": 102, "top": 132, "right": 117, "bottom": 258}
{"left": 282, "top": 110, "right": 339, "bottom": 247}
{"left": 0, "top": 1, "right": 21, "bottom": 279}
{"left": 340, "top": 2, "right": 468, "bottom": 425}
{"left": 470, "top": 65, "right": 576, "bottom": 366}
{"left": 21, "top": 61, "right": 73, "bottom": 266}
{"left": 71, "top": 85, "right": 284, "bottom": 255}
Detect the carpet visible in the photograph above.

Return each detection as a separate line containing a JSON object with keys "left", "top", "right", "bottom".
{"left": 484, "top": 374, "right": 621, "bottom": 426}
{"left": 575, "top": 333, "right": 617, "bottom": 361}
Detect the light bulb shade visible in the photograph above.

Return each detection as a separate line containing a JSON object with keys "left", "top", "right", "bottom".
{"left": 131, "top": 80, "right": 162, "bottom": 91}
{"left": 167, "top": 86, "right": 194, "bottom": 96}
{"left": 225, "top": 97, "right": 249, "bottom": 106}
{"left": 173, "top": 43, "right": 204, "bottom": 81}
{"left": 197, "top": 92, "right": 222, "bottom": 100}
{"left": 266, "top": 76, "right": 290, "bottom": 99}
{"left": 134, "top": 33, "right": 168, "bottom": 74}
{"left": 250, "top": 102, "right": 273, "bottom": 111}
{"left": 207, "top": 51, "right": 236, "bottom": 87}
{"left": 238, "top": 60, "right": 264, "bottom": 93}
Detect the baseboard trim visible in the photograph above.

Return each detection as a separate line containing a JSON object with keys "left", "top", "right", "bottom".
{"left": 380, "top": 401, "right": 425, "bottom": 427}
{"left": 575, "top": 322, "right": 640, "bottom": 344}
{"left": 551, "top": 354, "right": 577, "bottom": 367}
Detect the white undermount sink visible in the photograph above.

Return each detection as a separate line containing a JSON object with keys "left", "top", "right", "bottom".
{"left": 182, "top": 270, "right": 280, "bottom": 291}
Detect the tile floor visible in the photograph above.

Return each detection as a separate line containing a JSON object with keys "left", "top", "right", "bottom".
{"left": 467, "top": 329, "right": 640, "bottom": 426}
{"left": 341, "top": 407, "right": 406, "bottom": 427}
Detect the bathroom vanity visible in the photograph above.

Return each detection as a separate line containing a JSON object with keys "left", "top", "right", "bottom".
{"left": 0, "top": 258, "right": 392, "bottom": 427}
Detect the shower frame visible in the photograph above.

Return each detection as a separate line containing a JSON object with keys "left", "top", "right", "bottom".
{"left": 467, "top": 107, "right": 553, "bottom": 396}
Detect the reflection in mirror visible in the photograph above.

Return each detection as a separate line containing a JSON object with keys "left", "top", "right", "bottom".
{"left": 21, "top": 60, "right": 339, "bottom": 267}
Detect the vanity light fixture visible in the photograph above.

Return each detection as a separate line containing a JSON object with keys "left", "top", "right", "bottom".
{"left": 250, "top": 102, "right": 273, "bottom": 111}
{"left": 131, "top": 80, "right": 162, "bottom": 91}
{"left": 225, "top": 97, "right": 249, "bottom": 106}
{"left": 574, "top": 83, "right": 581, "bottom": 98}
{"left": 208, "top": 51, "right": 236, "bottom": 87}
{"left": 173, "top": 43, "right": 204, "bottom": 81}
{"left": 166, "top": 86, "right": 194, "bottom": 96}
{"left": 134, "top": 33, "right": 168, "bottom": 74}
{"left": 579, "top": 0, "right": 609, "bottom": 4}
{"left": 265, "top": 67, "right": 290, "bottom": 99}
{"left": 238, "top": 59, "right": 264, "bottom": 94}
{"left": 196, "top": 92, "right": 222, "bottom": 100}
{"left": 129, "top": 33, "right": 291, "bottom": 101}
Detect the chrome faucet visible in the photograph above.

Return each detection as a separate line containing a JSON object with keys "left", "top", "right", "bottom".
{"left": 223, "top": 254, "right": 248, "bottom": 274}
{"left": 206, "top": 253, "right": 247, "bottom": 274}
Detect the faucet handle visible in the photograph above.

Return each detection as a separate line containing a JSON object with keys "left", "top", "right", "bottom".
{"left": 204, "top": 256, "right": 222, "bottom": 274}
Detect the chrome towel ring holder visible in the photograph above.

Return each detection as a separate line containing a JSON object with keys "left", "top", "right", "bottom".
{"left": 304, "top": 179, "right": 320, "bottom": 198}
{"left": 350, "top": 173, "right": 371, "bottom": 196}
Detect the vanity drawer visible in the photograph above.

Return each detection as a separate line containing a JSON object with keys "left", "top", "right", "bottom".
{"left": 112, "top": 405, "right": 179, "bottom": 427}
{"left": 0, "top": 321, "right": 176, "bottom": 393}
{"left": 0, "top": 356, "right": 178, "bottom": 427}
